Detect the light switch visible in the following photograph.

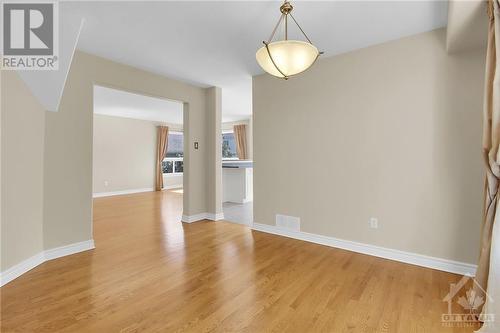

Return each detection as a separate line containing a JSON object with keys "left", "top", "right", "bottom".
{"left": 194, "top": 142, "right": 199, "bottom": 150}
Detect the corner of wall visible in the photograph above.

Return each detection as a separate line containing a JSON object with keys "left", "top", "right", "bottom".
{"left": 205, "top": 87, "right": 223, "bottom": 215}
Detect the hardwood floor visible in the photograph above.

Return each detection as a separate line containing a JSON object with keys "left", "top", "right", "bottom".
{"left": 1, "top": 190, "right": 480, "bottom": 332}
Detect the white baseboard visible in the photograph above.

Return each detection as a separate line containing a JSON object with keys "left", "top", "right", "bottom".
{"left": 206, "top": 212, "right": 225, "bottom": 221}
{"left": 44, "top": 240, "right": 95, "bottom": 261}
{"left": 182, "top": 212, "right": 225, "bottom": 223}
{"left": 182, "top": 213, "right": 207, "bottom": 223}
{"left": 252, "top": 223, "right": 477, "bottom": 276}
{"left": 0, "top": 253, "right": 45, "bottom": 288}
{"left": 224, "top": 198, "right": 253, "bottom": 205}
{"left": 0, "top": 239, "right": 95, "bottom": 287}
{"left": 93, "top": 188, "right": 154, "bottom": 198}
{"left": 163, "top": 185, "right": 183, "bottom": 190}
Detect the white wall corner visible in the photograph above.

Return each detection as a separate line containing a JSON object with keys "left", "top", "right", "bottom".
{"left": 0, "top": 239, "right": 95, "bottom": 287}
{"left": 251, "top": 223, "right": 477, "bottom": 277}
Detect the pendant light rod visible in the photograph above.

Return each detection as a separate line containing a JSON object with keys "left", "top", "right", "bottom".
{"left": 285, "top": 14, "right": 288, "bottom": 40}
{"left": 289, "top": 13, "right": 312, "bottom": 44}
{"left": 281, "top": 1, "right": 292, "bottom": 41}
{"left": 267, "top": 14, "right": 284, "bottom": 43}
{"left": 265, "top": 1, "right": 316, "bottom": 45}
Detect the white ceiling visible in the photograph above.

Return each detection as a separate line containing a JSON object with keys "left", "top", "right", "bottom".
{"left": 17, "top": 15, "right": 83, "bottom": 112}
{"left": 61, "top": 1, "right": 448, "bottom": 122}
{"left": 93, "top": 85, "right": 184, "bottom": 124}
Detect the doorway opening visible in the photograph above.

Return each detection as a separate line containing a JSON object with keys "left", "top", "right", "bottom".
{"left": 92, "top": 84, "right": 186, "bottom": 220}
{"left": 221, "top": 119, "right": 253, "bottom": 225}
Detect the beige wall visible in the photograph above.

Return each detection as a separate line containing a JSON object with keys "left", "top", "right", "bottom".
{"left": 1, "top": 71, "right": 45, "bottom": 271}
{"left": 43, "top": 51, "right": 218, "bottom": 249}
{"left": 93, "top": 114, "right": 183, "bottom": 194}
{"left": 222, "top": 118, "right": 253, "bottom": 160}
{"left": 1, "top": 51, "right": 218, "bottom": 272}
{"left": 447, "top": 0, "right": 488, "bottom": 53}
{"left": 206, "top": 87, "right": 223, "bottom": 216}
{"left": 253, "top": 28, "right": 485, "bottom": 264}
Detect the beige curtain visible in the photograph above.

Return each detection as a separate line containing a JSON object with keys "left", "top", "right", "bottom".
{"left": 155, "top": 126, "right": 169, "bottom": 191}
{"left": 476, "top": 1, "right": 499, "bottom": 331}
{"left": 234, "top": 124, "right": 248, "bottom": 160}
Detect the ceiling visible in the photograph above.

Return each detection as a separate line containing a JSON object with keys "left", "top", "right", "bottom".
{"left": 61, "top": 1, "right": 448, "bottom": 122}
{"left": 17, "top": 15, "right": 83, "bottom": 112}
{"left": 93, "top": 85, "right": 184, "bottom": 124}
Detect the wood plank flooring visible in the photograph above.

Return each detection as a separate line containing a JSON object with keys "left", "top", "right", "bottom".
{"left": 1, "top": 190, "right": 480, "bottom": 332}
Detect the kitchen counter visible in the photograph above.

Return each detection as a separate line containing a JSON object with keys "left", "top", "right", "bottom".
{"left": 222, "top": 160, "right": 253, "bottom": 169}
{"left": 222, "top": 160, "right": 253, "bottom": 204}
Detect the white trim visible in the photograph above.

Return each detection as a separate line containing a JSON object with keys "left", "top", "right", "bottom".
{"left": 230, "top": 198, "right": 252, "bottom": 204}
{"left": 182, "top": 213, "right": 208, "bottom": 223}
{"left": 0, "top": 240, "right": 95, "bottom": 287}
{"left": 0, "top": 253, "right": 45, "bottom": 287}
{"left": 44, "top": 240, "right": 95, "bottom": 261}
{"left": 182, "top": 212, "right": 225, "bottom": 223}
{"left": 252, "top": 223, "right": 477, "bottom": 276}
{"left": 93, "top": 188, "right": 154, "bottom": 198}
{"left": 206, "top": 212, "right": 225, "bottom": 221}
{"left": 163, "top": 184, "right": 183, "bottom": 190}
{"left": 163, "top": 173, "right": 184, "bottom": 178}
{"left": 163, "top": 157, "right": 184, "bottom": 162}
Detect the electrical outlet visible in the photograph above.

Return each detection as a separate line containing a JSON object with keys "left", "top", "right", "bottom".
{"left": 104, "top": 180, "right": 109, "bottom": 187}
{"left": 369, "top": 217, "right": 378, "bottom": 229}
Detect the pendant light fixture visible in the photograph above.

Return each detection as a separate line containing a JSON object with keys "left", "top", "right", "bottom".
{"left": 256, "top": 1, "right": 322, "bottom": 80}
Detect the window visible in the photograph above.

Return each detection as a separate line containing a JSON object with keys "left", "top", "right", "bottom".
{"left": 166, "top": 132, "right": 183, "bottom": 158}
{"left": 222, "top": 131, "right": 238, "bottom": 159}
{"left": 162, "top": 132, "right": 183, "bottom": 175}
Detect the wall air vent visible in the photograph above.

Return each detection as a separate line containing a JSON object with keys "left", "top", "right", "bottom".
{"left": 276, "top": 214, "right": 300, "bottom": 231}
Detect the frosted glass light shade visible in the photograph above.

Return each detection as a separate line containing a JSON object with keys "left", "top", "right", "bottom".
{"left": 256, "top": 40, "right": 319, "bottom": 78}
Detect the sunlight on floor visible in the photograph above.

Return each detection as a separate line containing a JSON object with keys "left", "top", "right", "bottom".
{"left": 170, "top": 189, "right": 183, "bottom": 194}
